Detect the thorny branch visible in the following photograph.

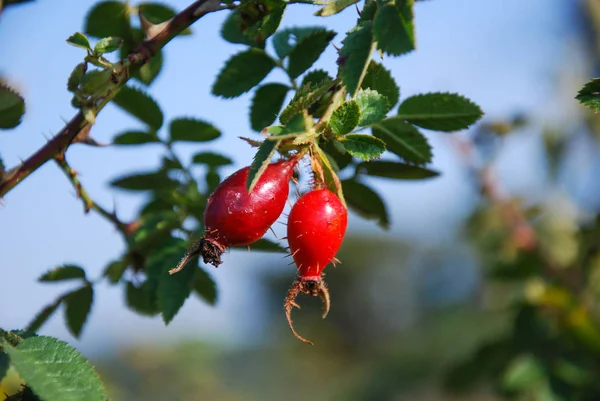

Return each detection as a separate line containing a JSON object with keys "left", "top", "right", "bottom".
{"left": 0, "top": 0, "right": 228, "bottom": 198}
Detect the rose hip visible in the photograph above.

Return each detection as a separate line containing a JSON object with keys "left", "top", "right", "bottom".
{"left": 284, "top": 188, "right": 348, "bottom": 344}
{"left": 170, "top": 156, "right": 298, "bottom": 274}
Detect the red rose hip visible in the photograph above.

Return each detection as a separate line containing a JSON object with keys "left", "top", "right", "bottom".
{"left": 284, "top": 188, "right": 348, "bottom": 344}
{"left": 170, "top": 156, "right": 298, "bottom": 274}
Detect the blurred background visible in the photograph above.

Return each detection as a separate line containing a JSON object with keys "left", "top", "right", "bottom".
{"left": 3, "top": 0, "right": 600, "bottom": 400}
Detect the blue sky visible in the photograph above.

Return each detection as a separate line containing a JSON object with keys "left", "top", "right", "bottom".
{"left": 0, "top": 0, "right": 583, "bottom": 354}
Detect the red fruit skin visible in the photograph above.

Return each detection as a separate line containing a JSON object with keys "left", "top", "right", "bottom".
{"left": 287, "top": 189, "right": 348, "bottom": 280}
{"left": 204, "top": 158, "right": 297, "bottom": 247}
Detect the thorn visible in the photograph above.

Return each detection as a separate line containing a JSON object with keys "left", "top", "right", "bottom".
{"left": 332, "top": 43, "right": 340, "bottom": 52}
{"left": 247, "top": 245, "right": 251, "bottom": 253}
{"left": 355, "top": 3, "right": 361, "bottom": 16}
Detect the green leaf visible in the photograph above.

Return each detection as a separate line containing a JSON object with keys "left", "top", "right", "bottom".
{"left": 125, "top": 281, "right": 159, "bottom": 316}
{"left": 206, "top": 168, "right": 220, "bottom": 193}
{"left": 146, "top": 239, "right": 196, "bottom": 324}
{"left": 93, "top": 36, "right": 122, "bottom": 54}
{"left": 339, "top": 22, "right": 375, "bottom": 96}
{"left": 26, "top": 299, "right": 62, "bottom": 334}
{"left": 0, "top": 84, "right": 25, "bottom": 129}
{"left": 79, "top": 69, "right": 111, "bottom": 96}
{"left": 3, "top": 336, "right": 108, "bottom": 401}
{"left": 63, "top": 286, "right": 93, "bottom": 338}
{"left": 67, "top": 63, "right": 87, "bottom": 92}
{"left": 251, "top": 83, "right": 289, "bottom": 131}
{"left": 359, "top": 0, "right": 378, "bottom": 23}
{"left": 373, "top": 3, "right": 415, "bottom": 56}
{"left": 361, "top": 61, "right": 399, "bottom": 111}
{"left": 212, "top": 49, "right": 276, "bottom": 98}
{"left": 372, "top": 117, "right": 432, "bottom": 164}
{"left": 84, "top": 0, "right": 131, "bottom": 39}
{"left": 0, "top": 352, "right": 9, "bottom": 383}
{"left": 342, "top": 179, "right": 389, "bottom": 229}
{"left": 301, "top": 69, "right": 332, "bottom": 87}
{"left": 330, "top": 100, "right": 360, "bottom": 135}
{"left": 192, "top": 152, "right": 233, "bottom": 167}
{"left": 193, "top": 268, "right": 217, "bottom": 306}
{"left": 397, "top": 93, "right": 484, "bottom": 131}
{"left": 576, "top": 78, "right": 600, "bottom": 112}
{"left": 39, "top": 265, "right": 86, "bottom": 282}
{"left": 66, "top": 32, "right": 91, "bottom": 50}
{"left": 169, "top": 118, "right": 221, "bottom": 142}
{"left": 246, "top": 139, "right": 279, "bottom": 192}
{"left": 357, "top": 160, "right": 439, "bottom": 179}
{"left": 239, "top": 2, "right": 285, "bottom": 43}
{"left": 113, "top": 130, "right": 159, "bottom": 145}
{"left": 355, "top": 88, "right": 388, "bottom": 126}
{"left": 502, "top": 355, "right": 545, "bottom": 390}
{"left": 103, "top": 260, "right": 128, "bottom": 284}
{"left": 287, "top": 29, "right": 336, "bottom": 79}
{"left": 220, "top": 10, "right": 261, "bottom": 46}
{"left": 340, "top": 134, "right": 385, "bottom": 160}
{"left": 279, "top": 77, "right": 336, "bottom": 124}
{"left": 315, "top": 0, "right": 360, "bottom": 16}
{"left": 139, "top": 3, "right": 191, "bottom": 35}
{"left": 111, "top": 171, "right": 177, "bottom": 191}
{"left": 273, "top": 27, "right": 323, "bottom": 59}
{"left": 113, "top": 85, "right": 163, "bottom": 130}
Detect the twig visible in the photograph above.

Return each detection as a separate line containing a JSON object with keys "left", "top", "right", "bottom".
{"left": 0, "top": 0, "right": 228, "bottom": 198}
{"left": 54, "top": 154, "right": 130, "bottom": 236}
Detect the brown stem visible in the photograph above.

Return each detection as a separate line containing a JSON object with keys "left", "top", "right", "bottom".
{"left": 0, "top": 0, "right": 229, "bottom": 198}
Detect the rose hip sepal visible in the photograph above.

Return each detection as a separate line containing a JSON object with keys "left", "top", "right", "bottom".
{"left": 284, "top": 188, "right": 348, "bottom": 344}
{"left": 169, "top": 156, "right": 299, "bottom": 274}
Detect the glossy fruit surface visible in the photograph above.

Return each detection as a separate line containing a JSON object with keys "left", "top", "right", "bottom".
{"left": 287, "top": 188, "right": 348, "bottom": 280}
{"left": 284, "top": 188, "right": 348, "bottom": 345}
{"left": 204, "top": 157, "right": 296, "bottom": 247}
{"left": 170, "top": 157, "right": 298, "bottom": 273}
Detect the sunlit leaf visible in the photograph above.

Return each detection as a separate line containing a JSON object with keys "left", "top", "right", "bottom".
{"left": 372, "top": 117, "right": 432, "bottom": 164}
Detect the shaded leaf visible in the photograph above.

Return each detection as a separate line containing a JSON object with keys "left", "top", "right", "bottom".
{"left": 287, "top": 29, "right": 336, "bottom": 78}
{"left": 502, "top": 355, "right": 545, "bottom": 390}
{"left": 397, "top": 92, "right": 484, "bottom": 131}
{"left": 63, "top": 286, "right": 93, "bottom": 338}
{"left": 3, "top": 336, "right": 108, "bottom": 401}
{"left": 139, "top": 3, "right": 191, "bottom": 35}
{"left": 273, "top": 27, "right": 324, "bottom": 59}
{"left": 206, "top": 168, "right": 220, "bottom": 193}
{"left": 113, "top": 86, "right": 163, "bottom": 130}
{"left": 212, "top": 49, "right": 276, "bottom": 98}
{"left": 251, "top": 83, "right": 289, "bottom": 131}
{"left": 246, "top": 139, "right": 279, "bottom": 192}
{"left": 93, "top": 36, "right": 122, "bottom": 54}
{"left": 361, "top": 60, "right": 399, "bottom": 111}
{"left": 315, "top": 0, "right": 360, "bottom": 16}
{"left": 340, "top": 134, "right": 386, "bottom": 160}
{"left": 66, "top": 32, "right": 91, "bottom": 50}
{"left": 357, "top": 160, "right": 439, "bottom": 179}
{"left": 111, "top": 171, "right": 177, "bottom": 191}
{"left": 26, "top": 299, "right": 62, "bottom": 334}
{"left": 339, "top": 22, "right": 374, "bottom": 96}
{"left": 240, "top": 2, "right": 285, "bottom": 43}
{"left": 301, "top": 69, "right": 332, "bottom": 87}
{"left": 280, "top": 77, "right": 336, "bottom": 124}
{"left": 355, "top": 88, "right": 388, "bottom": 125}
{"left": 330, "top": 100, "right": 360, "bottom": 135}
{"left": 372, "top": 117, "right": 432, "bottom": 164}
{"left": 342, "top": 179, "right": 389, "bottom": 229}
{"left": 221, "top": 10, "right": 263, "bottom": 46}
{"left": 39, "top": 265, "right": 86, "bottom": 282}
{"left": 373, "top": 3, "right": 415, "bottom": 56}
{"left": 84, "top": 1, "right": 131, "bottom": 39}
{"left": 576, "top": 78, "right": 600, "bottom": 112}
{"left": 170, "top": 118, "right": 221, "bottom": 142}
{"left": 321, "top": 138, "right": 353, "bottom": 170}
{"left": 0, "top": 352, "right": 8, "bottom": 382}
{"left": 113, "top": 130, "right": 159, "bottom": 145}
{"left": 103, "top": 260, "right": 128, "bottom": 284}
{"left": 67, "top": 63, "right": 87, "bottom": 92}
{"left": 193, "top": 268, "right": 217, "bottom": 306}
{"left": 0, "top": 84, "right": 25, "bottom": 129}
{"left": 126, "top": 281, "right": 160, "bottom": 316}
{"left": 192, "top": 152, "right": 233, "bottom": 167}
{"left": 120, "top": 28, "right": 164, "bottom": 86}
{"left": 80, "top": 69, "right": 112, "bottom": 96}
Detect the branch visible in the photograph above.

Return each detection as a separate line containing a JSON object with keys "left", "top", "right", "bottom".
{"left": 0, "top": 0, "right": 227, "bottom": 198}
{"left": 53, "top": 153, "right": 130, "bottom": 236}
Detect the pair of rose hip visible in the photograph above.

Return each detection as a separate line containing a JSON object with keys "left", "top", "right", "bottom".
{"left": 169, "top": 154, "right": 348, "bottom": 344}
